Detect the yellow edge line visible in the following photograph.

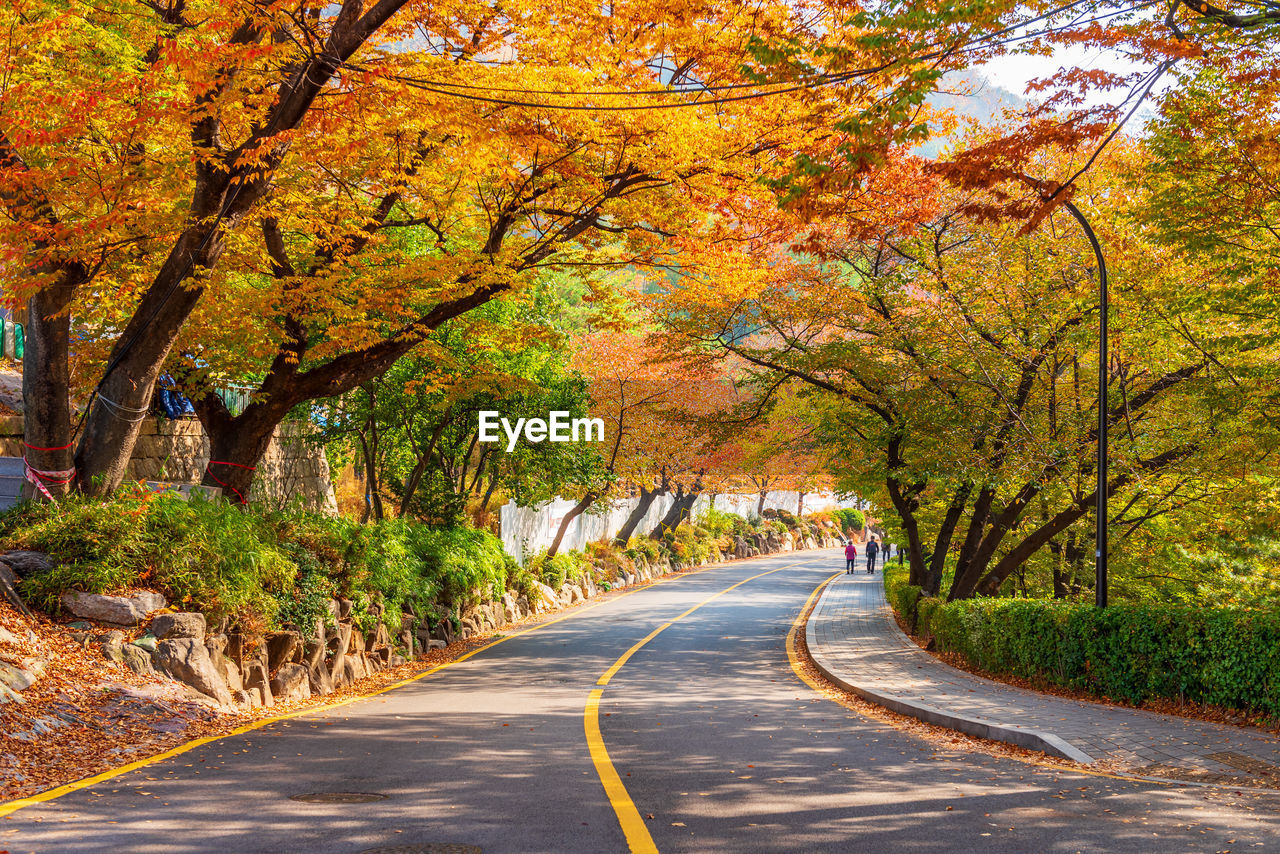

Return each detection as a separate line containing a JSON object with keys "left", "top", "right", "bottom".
{"left": 586, "top": 688, "right": 658, "bottom": 854}
{"left": 586, "top": 556, "right": 819, "bottom": 852}
{"left": 1, "top": 550, "right": 828, "bottom": 818}
{"left": 784, "top": 572, "right": 1203, "bottom": 792}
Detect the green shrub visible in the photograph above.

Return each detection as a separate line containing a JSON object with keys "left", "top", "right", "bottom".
{"left": 880, "top": 573, "right": 1280, "bottom": 717}
{"left": 0, "top": 489, "right": 515, "bottom": 636}
{"left": 832, "top": 507, "right": 865, "bottom": 534}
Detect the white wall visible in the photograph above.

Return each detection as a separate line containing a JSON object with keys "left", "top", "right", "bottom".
{"left": 500, "top": 490, "right": 856, "bottom": 564}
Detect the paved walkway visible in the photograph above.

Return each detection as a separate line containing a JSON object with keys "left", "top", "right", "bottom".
{"left": 807, "top": 567, "right": 1280, "bottom": 787}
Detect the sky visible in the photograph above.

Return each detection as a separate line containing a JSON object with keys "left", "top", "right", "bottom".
{"left": 976, "top": 46, "right": 1169, "bottom": 112}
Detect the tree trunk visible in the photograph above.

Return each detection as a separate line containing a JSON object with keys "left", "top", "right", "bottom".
{"left": 76, "top": 222, "right": 229, "bottom": 493}
{"left": 886, "top": 476, "right": 929, "bottom": 587}
{"left": 547, "top": 492, "right": 598, "bottom": 557}
{"left": 924, "top": 482, "right": 970, "bottom": 596}
{"left": 399, "top": 414, "right": 450, "bottom": 517}
{"left": 650, "top": 487, "right": 695, "bottom": 539}
{"left": 615, "top": 485, "right": 662, "bottom": 545}
{"left": 192, "top": 389, "right": 284, "bottom": 506}
{"left": 21, "top": 277, "right": 79, "bottom": 499}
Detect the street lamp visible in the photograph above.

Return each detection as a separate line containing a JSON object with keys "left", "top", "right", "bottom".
{"left": 1061, "top": 199, "right": 1108, "bottom": 608}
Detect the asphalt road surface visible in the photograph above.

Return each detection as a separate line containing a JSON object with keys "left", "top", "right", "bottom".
{"left": 4, "top": 550, "right": 1278, "bottom": 853}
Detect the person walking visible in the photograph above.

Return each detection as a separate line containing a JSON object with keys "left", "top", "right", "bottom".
{"left": 844, "top": 540, "right": 858, "bottom": 574}
{"left": 865, "top": 537, "right": 880, "bottom": 573}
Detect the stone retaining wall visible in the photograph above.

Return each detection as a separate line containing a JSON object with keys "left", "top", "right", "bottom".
{"left": 0, "top": 416, "right": 336, "bottom": 513}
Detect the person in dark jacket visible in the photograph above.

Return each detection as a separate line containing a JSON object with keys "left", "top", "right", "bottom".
{"left": 844, "top": 541, "right": 858, "bottom": 574}
{"left": 865, "top": 538, "right": 880, "bottom": 573}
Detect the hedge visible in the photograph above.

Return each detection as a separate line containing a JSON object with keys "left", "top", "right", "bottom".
{"left": 882, "top": 565, "right": 1280, "bottom": 717}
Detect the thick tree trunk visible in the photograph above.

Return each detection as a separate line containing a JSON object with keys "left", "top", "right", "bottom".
{"left": 21, "top": 276, "right": 80, "bottom": 500}
{"left": 192, "top": 390, "right": 284, "bottom": 506}
{"left": 924, "top": 482, "right": 971, "bottom": 596}
{"left": 948, "top": 486, "right": 994, "bottom": 600}
{"left": 650, "top": 487, "right": 696, "bottom": 539}
{"left": 615, "top": 486, "right": 662, "bottom": 545}
{"left": 547, "top": 492, "right": 598, "bottom": 557}
{"left": 77, "top": 227, "right": 225, "bottom": 493}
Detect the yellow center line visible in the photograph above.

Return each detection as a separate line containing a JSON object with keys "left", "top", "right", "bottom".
{"left": 0, "top": 550, "right": 835, "bottom": 819}
{"left": 585, "top": 555, "right": 827, "bottom": 853}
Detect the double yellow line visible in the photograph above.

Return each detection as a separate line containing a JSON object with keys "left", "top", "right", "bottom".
{"left": 583, "top": 559, "right": 814, "bottom": 854}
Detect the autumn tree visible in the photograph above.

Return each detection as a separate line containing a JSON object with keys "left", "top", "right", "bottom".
{"left": 4, "top": 0, "right": 934, "bottom": 502}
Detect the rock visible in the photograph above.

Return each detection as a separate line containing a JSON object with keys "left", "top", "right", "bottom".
{"left": 0, "top": 562, "right": 33, "bottom": 618}
{"left": 98, "top": 630, "right": 126, "bottom": 663}
{"left": 210, "top": 648, "right": 243, "bottom": 693}
{"left": 265, "top": 630, "right": 301, "bottom": 669}
{"left": 153, "top": 638, "right": 233, "bottom": 706}
{"left": 306, "top": 656, "right": 332, "bottom": 696}
{"left": 0, "top": 551, "right": 54, "bottom": 578}
{"left": 427, "top": 639, "right": 445, "bottom": 651}
{"left": 242, "top": 660, "right": 273, "bottom": 707}
{"left": 0, "top": 660, "right": 37, "bottom": 692}
{"left": 205, "top": 633, "right": 228, "bottom": 657}
{"left": 122, "top": 643, "right": 155, "bottom": 676}
{"left": 132, "top": 634, "right": 158, "bottom": 653}
{"left": 231, "top": 689, "right": 252, "bottom": 708}
{"left": 328, "top": 622, "right": 353, "bottom": 660}
{"left": 397, "top": 625, "right": 414, "bottom": 654}
{"left": 150, "top": 611, "right": 206, "bottom": 640}
{"left": 337, "top": 598, "right": 353, "bottom": 620}
{"left": 60, "top": 589, "right": 167, "bottom": 626}
{"left": 269, "top": 662, "right": 311, "bottom": 703}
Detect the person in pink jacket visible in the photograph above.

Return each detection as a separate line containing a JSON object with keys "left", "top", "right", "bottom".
{"left": 844, "top": 541, "right": 858, "bottom": 574}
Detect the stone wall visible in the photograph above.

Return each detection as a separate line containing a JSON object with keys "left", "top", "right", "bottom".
{"left": 0, "top": 416, "right": 336, "bottom": 513}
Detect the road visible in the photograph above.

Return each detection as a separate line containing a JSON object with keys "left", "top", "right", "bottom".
{"left": 3, "top": 550, "right": 1278, "bottom": 853}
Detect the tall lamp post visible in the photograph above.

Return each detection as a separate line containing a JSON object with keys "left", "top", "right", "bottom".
{"left": 1061, "top": 200, "right": 1108, "bottom": 608}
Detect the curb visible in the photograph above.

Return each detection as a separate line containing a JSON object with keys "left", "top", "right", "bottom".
{"left": 805, "top": 577, "right": 1097, "bottom": 766}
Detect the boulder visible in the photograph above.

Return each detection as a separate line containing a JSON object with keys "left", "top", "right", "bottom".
{"left": 0, "top": 660, "right": 37, "bottom": 692}
{"left": 266, "top": 630, "right": 301, "bottom": 669}
{"left": 369, "top": 622, "right": 390, "bottom": 651}
{"left": 132, "top": 634, "right": 158, "bottom": 653}
{"left": 122, "top": 643, "right": 155, "bottom": 676}
{"left": 336, "top": 598, "right": 353, "bottom": 620}
{"left": 153, "top": 638, "right": 233, "bottom": 706}
{"left": 98, "top": 630, "right": 126, "bottom": 663}
{"left": 150, "top": 612, "right": 206, "bottom": 640}
{"left": 242, "top": 660, "right": 273, "bottom": 707}
{"left": 269, "top": 662, "right": 311, "bottom": 703}
{"left": 306, "top": 656, "right": 332, "bottom": 696}
{"left": 427, "top": 639, "right": 445, "bottom": 651}
{"left": 60, "top": 589, "right": 167, "bottom": 626}
{"left": 0, "top": 551, "right": 54, "bottom": 578}
{"left": 327, "top": 622, "right": 353, "bottom": 660}
{"left": 210, "top": 648, "right": 243, "bottom": 693}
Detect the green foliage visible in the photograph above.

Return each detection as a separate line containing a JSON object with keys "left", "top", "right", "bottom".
{"left": 526, "top": 549, "right": 590, "bottom": 589}
{"left": 882, "top": 566, "right": 1280, "bottom": 717}
{"left": 0, "top": 490, "right": 513, "bottom": 635}
{"left": 832, "top": 507, "right": 865, "bottom": 534}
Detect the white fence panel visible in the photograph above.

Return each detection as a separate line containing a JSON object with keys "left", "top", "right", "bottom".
{"left": 500, "top": 491, "right": 856, "bottom": 564}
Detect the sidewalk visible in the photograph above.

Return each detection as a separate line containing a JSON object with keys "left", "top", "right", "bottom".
{"left": 806, "top": 568, "right": 1280, "bottom": 787}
